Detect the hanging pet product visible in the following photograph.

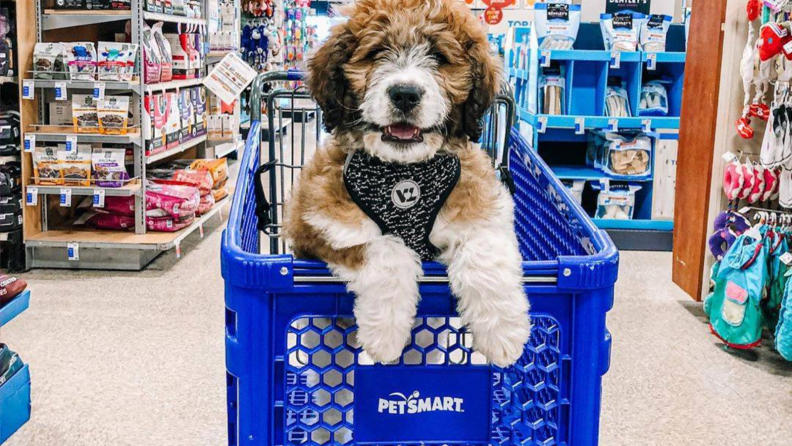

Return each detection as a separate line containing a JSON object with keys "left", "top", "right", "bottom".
{"left": 603, "top": 134, "right": 652, "bottom": 179}
{"left": 534, "top": 1, "right": 581, "bottom": 50}
{"left": 594, "top": 182, "right": 641, "bottom": 220}
{"left": 640, "top": 14, "right": 672, "bottom": 52}
{"left": 639, "top": 80, "right": 670, "bottom": 116}
{"left": 539, "top": 65, "right": 565, "bottom": 115}
{"left": 601, "top": 10, "right": 646, "bottom": 52}
{"left": 736, "top": 2, "right": 778, "bottom": 139}
{"left": 605, "top": 78, "right": 631, "bottom": 118}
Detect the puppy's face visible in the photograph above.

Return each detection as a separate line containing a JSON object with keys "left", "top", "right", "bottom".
{"left": 308, "top": 0, "right": 501, "bottom": 163}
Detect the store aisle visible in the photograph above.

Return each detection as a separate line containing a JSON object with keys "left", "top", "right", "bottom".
{"left": 2, "top": 248, "right": 791, "bottom": 445}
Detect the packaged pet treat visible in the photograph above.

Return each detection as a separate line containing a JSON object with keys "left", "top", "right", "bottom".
{"left": 595, "top": 183, "right": 641, "bottom": 220}
{"left": 142, "top": 23, "right": 162, "bottom": 84}
{"left": 72, "top": 94, "right": 100, "bottom": 133}
{"left": 33, "top": 147, "right": 64, "bottom": 185}
{"left": 190, "top": 87, "right": 207, "bottom": 136}
{"left": 33, "top": 43, "right": 66, "bottom": 79}
{"left": 178, "top": 89, "right": 195, "bottom": 143}
{"left": 58, "top": 147, "right": 92, "bottom": 186}
{"left": 65, "top": 42, "right": 97, "bottom": 81}
{"left": 145, "top": 0, "right": 163, "bottom": 13}
{"left": 534, "top": 2, "right": 581, "bottom": 50}
{"left": 152, "top": 22, "right": 173, "bottom": 82}
{"left": 54, "top": 0, "right": 86, "bottom": 9}
{"left": 92, "top": 148, "right": 129, "bottom": 187}
{"left": 144, "top": 93, "right": 168, "bottom": 155}
{"left": 605, "top": 82, "right": 632, "bottom": 118}
{"left": 98, "top": 96, "right": 130, "bottom": 135}
{"left": 641, "top": 14, "right": 672, "bottom": 53}
{"left": 639, "top": 80, "right": 670, "bottom": 116}
{"left": 164, "top": 92, "right": 182, "bottom": 148}
{"left": 539, "top": 66, "right": 565, "bottom": 115}
{"left": 603, "top": 134, "right": 652, "bottom": 179}
{"left": 601, "top": 11, "right": 646, "bottom": 52}
{"left": 98, "top": 42, "right": 133, "bottom": 81}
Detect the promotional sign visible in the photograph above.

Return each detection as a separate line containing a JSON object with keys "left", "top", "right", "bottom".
{"left": 606, "top": 0, "right": 651, "bottom": 14}
{"left": 484, "top": 6, "right": 504, "bottom": 25}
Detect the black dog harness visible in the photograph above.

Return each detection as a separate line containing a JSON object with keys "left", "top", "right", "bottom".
{"left": 343, "top": 150, "right": 461, "bottom": 260}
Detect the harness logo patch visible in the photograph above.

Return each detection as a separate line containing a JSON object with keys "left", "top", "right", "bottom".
{"left": 377, "top": 390, "right": 465, "bottom": 415}
{"left": 391, "top": 180, "right": 421, "bottom": 209}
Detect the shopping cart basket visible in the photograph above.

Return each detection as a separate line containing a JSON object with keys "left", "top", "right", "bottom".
{"left": 222, "top": 71, "right": 618, "bottom": 446}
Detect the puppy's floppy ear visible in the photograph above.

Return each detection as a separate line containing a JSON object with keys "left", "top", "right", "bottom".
{"left": 462, "top": 41, "right": 502, "bottom": 142}
{"left": 307, "top": 23, "right": 357, "bottom": 133}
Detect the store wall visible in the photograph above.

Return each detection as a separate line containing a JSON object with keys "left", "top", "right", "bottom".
{"left": 580, "top": 0, "right": 685, "bottom": 22}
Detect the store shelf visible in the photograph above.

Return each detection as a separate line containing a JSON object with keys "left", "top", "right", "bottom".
{"left": 0, "top": 76, "right": 17, "bottom": 84}
{"left": 144, "top": 77, "right": 204, "bottom": 93}
{"left": 146, "top": 135, "right": 207, "bottom": 164}
{"left": 592, "top": 219, "right": 673, "bottom": 231}
{"left": 519, "top": 109, "right": 681, "bottom": 130}
{"left": 142, "top": 12, "right": 206, "bottom": 26}
{"left": 0, "top": 364, "right": 31, "bottom": 444}
{"left": 553, "top": 165, "right": 653, "bottom": 182}
{"left": 0, "top": 290, "right": 30, "bottom": 328}
{"left": 646, "top": 52, "right": 687, "bottom": 63}
{"left": 27, "top": 126, "right": 142, "bottom": 146}
{"left": 30, "top": 78, "right": 141, "bottom": 93}
{"left": 29, "top": 182, "right": 141, "bottom": 197}
{"left": 214, "top": 140, "right": 244, "bottom": 158}
{"left": 541, "top": 50, "right": 642, "bottom": 62}
{"left": 43, "top": 9, "right": 132, "bottom": 31}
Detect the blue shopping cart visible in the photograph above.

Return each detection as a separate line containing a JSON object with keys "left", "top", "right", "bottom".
{"left": 222, "top": 71, "right": 618, "bottom": 446}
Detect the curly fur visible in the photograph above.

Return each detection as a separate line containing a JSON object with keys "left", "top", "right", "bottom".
{"left": 286, "top": 0, "right": 530, "bottom": 367}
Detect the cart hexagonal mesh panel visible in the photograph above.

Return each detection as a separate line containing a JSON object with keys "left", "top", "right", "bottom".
{"left": 284, "top": 315, "right": 564, "bottom": 446}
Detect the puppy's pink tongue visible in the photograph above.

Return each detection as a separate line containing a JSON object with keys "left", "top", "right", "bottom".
{"left": 387, "top": 124, "right": 419, "bottom": 140}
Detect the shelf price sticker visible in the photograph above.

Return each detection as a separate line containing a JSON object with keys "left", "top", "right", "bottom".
{"left": 199, "top": 223, "right": 205, "bottom": 238}
{"left": 26, "top": 187, "right": 38, "bottom": 206}
{"left": 60, "top": 188, "right": 72, "bottom": 207}
{"left": 647, "top": 53, "right": 657, "bottom": 71}
{"left": 642, "top": 119, "right": 652, "bottom": 132}
{"left": 54, "top": 81, "right": 67, "bottom": 101}
{"left": 575, "top": 118, "right": 585, "bottom": 135}
{"left": 93, "top": 82, "right": 106, "bottom": 100}
{"left": 22, "top": 80, "right": 34, "bottom": 100}
{"left": 175, "top": 241, "right": 182, "bottom": 259}
{"left": 723, "top": 152, "right": 737, "bottom": 162}
{"left": 610, "top": 51, "right": 621, "bottom": 69}
{"left": 65, "top": 135, "right": 78, "bottom": 152}
{"left": 781, "top": 252, "right": 792, "bottom": 266}
{"left": 540, "top": 50, "right": 551, "bottom": 68}
{"left": 67, "top": 242, "right": 79, "bottom": 261}
{"left": 607, "top": 119, "right": 619, "bottom": 133}
{"left": 93, "top": 189, "right": 105, "bottom": 208}
{"left": 23, "top": 134, "right": 36, "bottom": 153}
{"left": 537, "top": 116, "right": 548, "bottom": 133}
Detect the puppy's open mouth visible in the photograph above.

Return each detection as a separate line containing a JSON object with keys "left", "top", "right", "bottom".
{"left": 382, "top": 124, "right": 424, "bottom": 143}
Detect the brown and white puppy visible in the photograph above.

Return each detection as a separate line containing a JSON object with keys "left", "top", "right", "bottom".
{"left": 285, "top": 0, "right": 530, "bottom": 367}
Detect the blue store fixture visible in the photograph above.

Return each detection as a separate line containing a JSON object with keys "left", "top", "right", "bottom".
{"left": 222, "top": 72, "right": 618, "bottom": 445}
{"left": 0, "top": 290, "right": 31, "bottom": 444}
{"left": 506, "top": 23, "right": 687, "bottom": 251}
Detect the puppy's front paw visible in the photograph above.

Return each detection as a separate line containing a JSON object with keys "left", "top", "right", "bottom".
{"left": 473, "top": 315, "right": 531, "bottom": 368}
{"left": 357, "top": 322, "right": 411, "bottom": 364}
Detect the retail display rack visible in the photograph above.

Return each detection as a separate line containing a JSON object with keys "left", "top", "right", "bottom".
{"left": 506, "top": 23, "right": 686, "bottom": 251}
{"left": 16, "top": 0, "right": 232, "bottom": 270}
{"left": 0, "top": 290, "right": 31, "bottom": 444}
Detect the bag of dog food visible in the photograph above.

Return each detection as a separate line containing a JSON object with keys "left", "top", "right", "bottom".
{"left": 149, "top": 169, "right": 213, "bottom": 196}
{"left": 98, "top": 96, "right": 130, "bottom": 135}
{"left": 92, "top": 148, "right": 129, "bottom": 187}
{"left": 190, "top": 87, "right": 206, "bottom": 136}
{"left": 58, "top": 147, "right": 92, "bottom": 186}
{"left": 197, "top": 192, "right": 215, "bottom": 215}
{"left": 534, "top": 1, "right": 581, "bottom": 50}
{"left": 33, "top": 147, "right": 64, "bottom": 185}
{"left": 641, "top": 14, "right": 672, "bottom": 53}
{"left": 145, "top": 180, "right": 200, "bottom": 219}
{"left": 33, "top": 42, "right": 66, "bottom": 79}
{"left": 601, "top": 11, "right": 646, "bottom": 52}
{"left": 142, "top": 23, "right": 162, "bottom": 84}
{"left": 98, "top": 42, "right": 133, "bottom": 81}
{"left": 72, "top": 94, "right": 100, "bottom": 133}
{"left": 178, "top": 89, "right": 194, "bottom": 143}
{"left": 152, "top": 22, "right": 173, "bottom": 82}
{"left": 65, "top": 42, "right": 97, "bottom": 81}
{"left": 147, "top": 214, "right": 195, "bottom": 232}
{"left": 83, "top": 211, "right": 136, "bottom": 230}
{"left": 187, "top": 158, "right": 228, "bottom": 186}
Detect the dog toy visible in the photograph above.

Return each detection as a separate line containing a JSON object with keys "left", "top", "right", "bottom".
{"left": 738, "top": 162, "right": 757, "bottom": 200}
{"left": 748, "top": 162, "right": 766, "bottom": 203}
{"left": 723, "top": 159, "right": 746, "bottom": 201}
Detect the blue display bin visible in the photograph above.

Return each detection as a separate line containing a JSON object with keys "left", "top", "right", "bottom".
{"left": 222, "top": 117, "right": 618, "bottom": 444}
{"left": 0, "top": 291, "right": 32, "bottom": 444}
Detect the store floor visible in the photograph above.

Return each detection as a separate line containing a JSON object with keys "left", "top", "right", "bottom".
{"left": 3, "top": 244, "right": 791, "bottom": 445}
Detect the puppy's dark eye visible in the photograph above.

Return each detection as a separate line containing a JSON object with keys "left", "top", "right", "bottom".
{"left": 364, "top": 48, "right": 383, "bottom": 60}
{"left": 431, "top": 51, "right": 449, "bottom": 66}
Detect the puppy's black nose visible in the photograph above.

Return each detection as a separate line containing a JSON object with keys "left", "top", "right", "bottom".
{"left": 388, "top": 84, "right": 423, "bottom": 113}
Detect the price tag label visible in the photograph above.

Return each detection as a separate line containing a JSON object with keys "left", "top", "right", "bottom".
{"left": 175, "top": 242, "right": 182, "bottom": 259}
{"left": 608, "top": 119, "right": 619, "bottom": 133}
{"left": 93, "top": 82, "right": 106, "bottom": 100}
{"left": 537, "top": 117, "right": 548, "bottom": 134}
{"left": 610, "top": 51, "right": 621, "bottom": 69}
{"left": 647, "top": 53, "right": 657, "bottom": 71}
{"left": 642, "top": 119, "right": 652, "bottom": 133}
{"left": 723, "top": 152, "right": 737, "bottom": 162}
{"left": 199, "top": 223, "right": 204, "bottom": 238}
{"left": 65, "top": 135, "right": 78, "bottom": 152}
{"left": 26, "top": 187, "right": 38, "bottom": 206}
{"left": 23, "top": 134, "right": 36, "bottom": 153}
{"left": 540, "top": 50, "right": 551, "bottom": 68}
{"left": 93, "top": 189, "right": 105, "bottom": 208}
{"left": 22, "top": 80, "right": 35, "bottom": 100}
{"left": 54, "top": 81, "right": 67, "bottom": 101}
{"left": 781, "top": 252, "right": 792, "bottom": 266}
{"left": 67, "top": 242, "right": 79, "bottom": 261}
{"left": 60, "top": 188, "right": 72, "bottom": 207}
{"left": 575, "top": 118, "right": 585, "bottom": 135}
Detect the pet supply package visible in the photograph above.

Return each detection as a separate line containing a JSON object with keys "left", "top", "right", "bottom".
{"left": 539, "top": 66, "right": 565, "bottom": 115}
{"left": 165, "top": 32, "right": 200, "bottom": 79}
{"left": 605, "top": 82, "right": 632, "bottom": 118}
{"left": 92, "top": 148, "right": 129, "bottom": 187}
{"left": 148, "top": 168, "right": 213, "bottom": 196}
{"left": 178, "top": 157, "right": 228, "bottom": 186}
{"left": 534, "top": 2, "right": 581, "bottom": 50}
{"left": 595, "top": 183, "right": 642, "bottom": 220}
{"left": 58, "top": 146, "right": 92, "bottom": 186}
{"left": 49, "top": 101, "right": 73, "bottom": 126}
{"left": 64, "top": 42, "right": 97, "bottom": 80}
{"left": 178, "top": 89, "right": 195, "bottom": 143}
{"left": 640, "top": 14, "right": 672, "bottom": 52}
{"left": 33, "top": 43, "right": 66, "bottom": 79}
{"left": 147, "top": 214, "right": 195, "bottom": 232}
{"left": 97, "top": 96, "right": 130, "bottom": 135}
{"left": 191, "top": 86, "right": 207, "bottom": 136}
{"left": 0, "top": 163, "right": 21, "bottom": 195}
{"left": 562, "top": 180, "right": 585, "bottom": 205}
{"left": 97, "top": 42, "right": 137, "bottom": 81}
{"left": 145, "top": 180, "right": 200, "bottom": 219}
{"left": 143, "top": 93, "right": 168, "bottom": 154}
{"left": 197, "top": 192, "right": 215, "bottom": 215}
{"left": 152, "top": 22, "right": 173, "bottom": 82}
{"left": 601, "top": 11, "right": 646, "bottom": 52}
{"left": 71, "top": 94, "right": 100, "bottom": 133}
{"left": 142, "top": 23, "right": 162, "bottom": 84}
{"left": 33, "top": 147, "right": 64, "bottom": 185}
{"left": 603, "top": 135, "right": 652, "bottom": 179}
{"left": 639, "top": 80, "right": 670, "bottom": 116}
{"left": 164, "top": 92, "right": 182, "bottom": 148}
